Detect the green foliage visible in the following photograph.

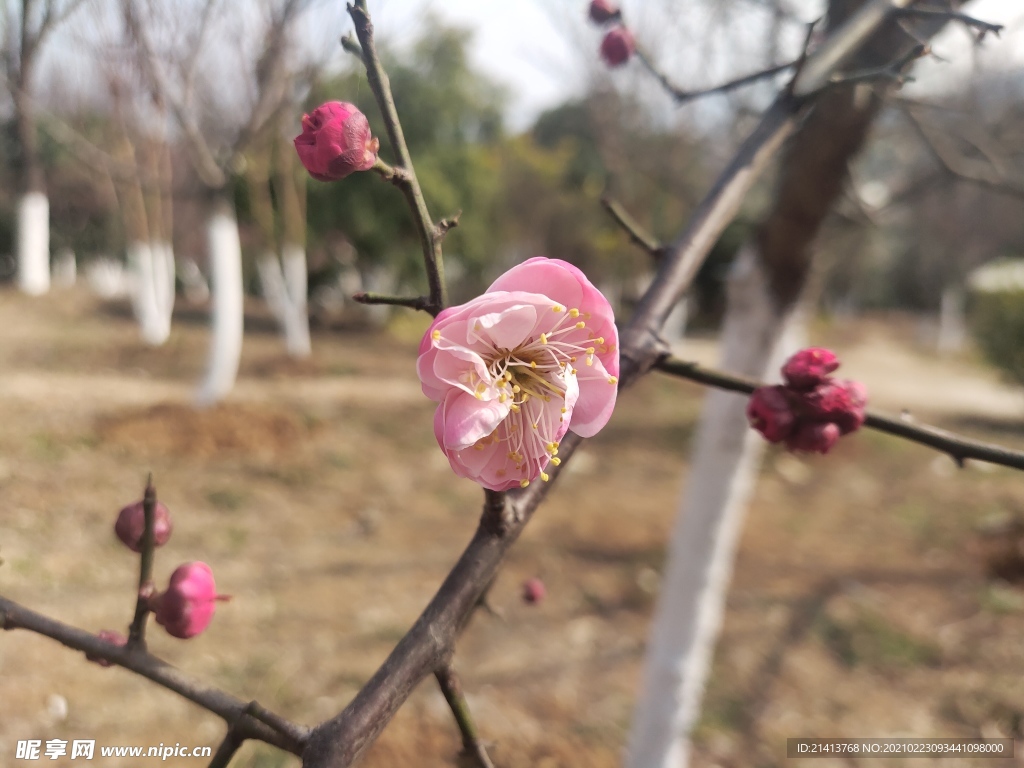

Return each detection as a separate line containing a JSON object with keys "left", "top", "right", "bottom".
{"left": 969, "top": 289, "right": 1024, "bottom": 385}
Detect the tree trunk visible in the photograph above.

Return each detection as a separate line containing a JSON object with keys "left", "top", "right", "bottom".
{"left": 16, "top": 192, "right": 49, "bottom": 295}
{"left": 196, "top": 199, "right": 244, "bottom": 406}
{"left": 625, "top": 250, "right": 804, "bottom": 768}
{"left": 128, "top": 240, "right": 176, "bottom": 346}
{"left": 257, "top": 243, "right": 312, "bottom": 358}
{"left": 626, "top": 2, "right": 929, "bottom": 765}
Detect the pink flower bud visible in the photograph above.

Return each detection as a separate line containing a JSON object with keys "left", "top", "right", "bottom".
{"left": 294, "top": 101, "right": 380, "bottom": 182}
{"left": 600, "top": 26, "right": 635, "bottom": 68}
{"left": 786, "top": 421, "right": 841, "bottom": 454}
{"left": 588, "top": 0, "right": 620, "bottom": 24}
{"left": 804, "top": 380, "right": 867, "bottom": 435}
{"left": 747, "top": 385, "right": 796, "bottom": 443}
{"left": 115, "top": 500, "right": 173, "bottom": 553}
{"left": 152, "top": 562, "right": 230, "bottom": 640}
{"left": 86, "top": 630, "right": 127, "bottom": 668}
{"left": 781, "top": 347, "right": 840, "bottom": 390}
{"left": 522, "top": 577, "right": 546, "bottom": 605}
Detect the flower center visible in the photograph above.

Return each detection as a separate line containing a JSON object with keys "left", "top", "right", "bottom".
{"left": 475, "top": 304, "right": 614, "bottom": 487}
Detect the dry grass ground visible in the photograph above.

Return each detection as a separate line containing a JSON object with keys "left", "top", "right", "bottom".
{"left": 2, "top": 287, "right": 1024, "bottom": 767}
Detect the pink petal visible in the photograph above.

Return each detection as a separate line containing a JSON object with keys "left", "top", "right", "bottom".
{"left": 468, "top": 302, "right": 539, "bottom": 351}
{"left": 442, "top": 390, "right": 510, "bottom": 451}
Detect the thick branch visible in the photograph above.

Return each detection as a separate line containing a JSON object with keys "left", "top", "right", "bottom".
{"left": 349, "top": 0, "right": 447, "bottom": 310}
{"left": 654, "top": 356, "right": 1024, "bottom": 471}
{"left": 0, "top": 595, "right": 308, "bottom": 754}
{"left": 302, "top": 4, "right": 930, "bottom": 766}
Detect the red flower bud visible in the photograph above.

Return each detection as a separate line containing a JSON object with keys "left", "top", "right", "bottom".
{"left": 86, "top": 630, "right": 127, "bottom": 668}
{"left": 294, "top": 101, "right": 380, "bottom": 182}
{"left": 522, "top": 577, "right": 546, "bottom": 605}
{"left": 781, "top": 347, "right": 840, "bottom": 390}
{"left": 804, "top": 380, "right": 867, "bottom": 435}
{"left": 588, "top": 0, "right": 620, "bottom": 24}
{"left": 152, "top": 562, "right": 230, "bottom": 639}
{"left": 115, "top": 500, "right": 173, "bottom": 553}
{"left": 786, "top": 421, "right": 841, "bottom": 454}
{"left": 600, "top": 26, "right": 635, "bottom": 68}
{"left": 747, "top": 385, "right": 796, "bottom": 443}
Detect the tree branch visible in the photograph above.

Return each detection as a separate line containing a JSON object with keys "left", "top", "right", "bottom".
{"left": 636, "top": 48, "right": 797, "bottom": 106}
{"left": 654, "top": 356, "right": 1024, "bottom": 471}
{"left": 0, "top": 596, "right": 308, "bottom": 754}
{"left": 351, "top": 291, "right": 437, "bottom": 316}
{"left": 896, "top": 6, "right": 1003, "bottom": 40}
{"left": 302, "top": 4, "right": 932, "bottom": 766}
{"left": 348, "top": 0, "right": 448, "bottom": 312}
{"left": 127, "top": 475, "right": 157, "bottom": 650}
{"left": 600, "top": 196, "right": 664, "bottom": 258}
{"left": 435, "top": 665, "right": 495, "bottom": 768}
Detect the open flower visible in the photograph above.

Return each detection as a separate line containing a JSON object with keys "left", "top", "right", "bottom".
{"left": 418, "top": 257, "right": 619, "bottom": 491}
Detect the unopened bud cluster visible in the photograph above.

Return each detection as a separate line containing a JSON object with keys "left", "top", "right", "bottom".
{"left": 747, "top": 348, "right": 867, "bottom": 454}
{"left": 587, "top": 2, "right": 635, "bottom": 68}
{"left": 92, "top": 492, "right": 229, "bottom": 664}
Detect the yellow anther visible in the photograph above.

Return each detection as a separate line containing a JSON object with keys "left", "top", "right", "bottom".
{"left": 432, "top": 330, "right": 441, "bottom": 340}
{"left": 569, "top": 308, "right": 580, "bottom": 318}
{"left": 531, "top": 422, "right": 538, "bottom": 430}
{"left": 552, "top": 305, "right": 563, "bottom": 313}
{"left": 586, "top": 358, "right": 594, "bottom": 367}
{"left": 540, "top": 472, "right": 550, "bottom": 482}
{"left": 595, "top": 337, "right": 604, "bottom": 344}
{"left": 530, "top": 361, "right": 537, "bottom": 368}
{"left": 571, "top": 368, "right": 578, "bottom": 375}
{"left": 551, "top": 457, "right": 561, "bottom": 466}
{"left": 540, "top": 333, "right": 548, "bottom": 344}
{"left": 510, "top": 404, "right": 520, "bottom": 413}
{"left": 522, "top": 392, "right": 531, "bottom": 402}
{"left": 474, "top": 322, "right": 481, "bottom": 331}
{"left": 474, "top": 444, "right": 485, "bottom": 451}
{"left": 520, "top": 479, "right": 530, "bottom": 488}
{"left": 474, "top": 392, "right": 483, "bottom": 399}
{"left": 497, "top": 469, "right": 507, "bottom": 477}
{"left": 499, "top": 393, "right": 507, "bottom": 403}
{"left": 512, "top": 385, "right": 521, "bottom": 393}
{"left": 561, "top": 407, "right": 567, "bottom": 414}
{"left": 586, "top": 347, "right": 595, "bottom": 355}
{"left": 575, "top": 321, "right": 585, "bottom": 329}
{"left": 607, "top": 376, "right": 618, "bottom": 385}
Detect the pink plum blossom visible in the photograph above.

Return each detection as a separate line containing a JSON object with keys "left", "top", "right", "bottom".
{"left": 418, "top": 257, "right": 619, "bottom": 491}
{"left": 151, "top": 562, "right": 230, "bottom": 640}
{"left": 294, "top": 101, "right": 379, "bottom": 182}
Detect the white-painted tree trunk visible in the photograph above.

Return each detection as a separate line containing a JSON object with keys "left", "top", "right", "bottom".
{"left": 16, "top": 192, "right": 49, "bottom": 295}
{"left": 52, "top": 248, "right": 76, "bottom": 288}
{"left": 128, "top": 241, "right": 176, "bottom": 346}
{"left": 257, "top": 242, "right": 311, "bottom": 358}
{"left": 626, "top": 247, "right": 804, "bottom": 768}
{"left": 937, "top": 284, "right": 966, "bottom": 355}
{"left": 196, "top": 210, "right": 244, "bottom": 406}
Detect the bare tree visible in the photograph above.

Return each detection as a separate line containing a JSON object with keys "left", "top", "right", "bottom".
{"left": 2, "top": 0, "right": 88, "bottom": 294}
{"left": 124, "top": 0, "right": 312, "bottom": 403}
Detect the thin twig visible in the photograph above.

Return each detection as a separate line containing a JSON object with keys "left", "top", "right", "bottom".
{"left": 352, "top": 292, "right": 437, "bottom": 315}
{"left": 637, "top": 48, "right": 796, "bottom": 106}
{"left": 896, "top": 7, "right": 1003, "bottom": 40}
{"left": 0, "top": 596, "right": 308, "bottom": 754}
{"left": 127, "top": 475, "right": 157, "bottom": 650}
{"left": 435, "top": 665, "right": 495, "bottom": 768}
{"left": 827, "top": 43, "right": 927, "bottom": 87}
{"left": 349, "top": 0, "right": 448, "bottom": 311}
{"left": 600, "top": 196, "right": 664, "bottom": 258}
{"left": 653, "top": 356, "right": 1024, "bottom": 471}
